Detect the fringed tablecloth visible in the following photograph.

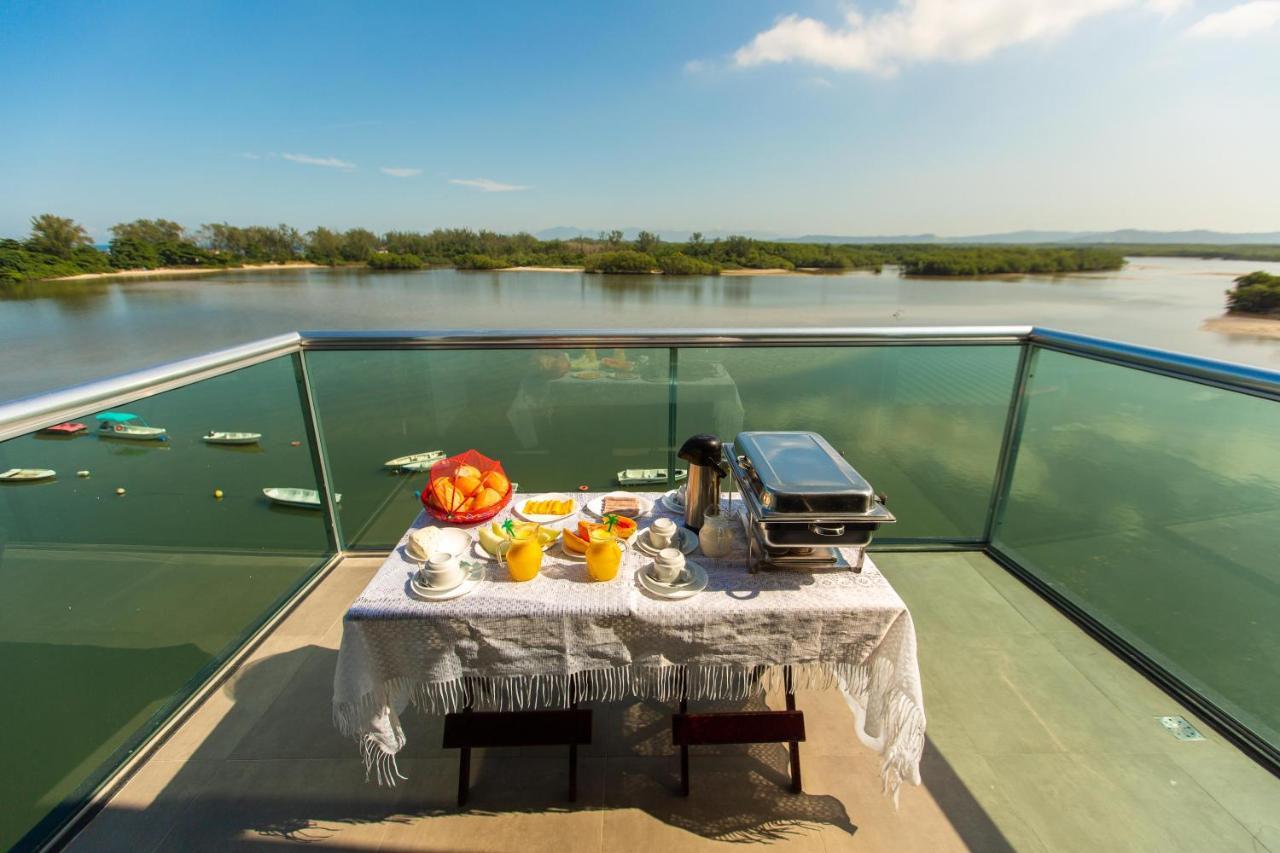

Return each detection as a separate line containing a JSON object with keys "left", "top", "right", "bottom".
{"left": 333, "top": 493, "right": 925, "bottom": 799}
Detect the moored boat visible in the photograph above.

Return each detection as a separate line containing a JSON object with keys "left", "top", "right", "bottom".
{"left": 203, "top": 431, "right": 262, "bottom": 445}
{"left": 96, "top": 412, "right": 168, "bottom": 441}
{"left": 263, "top": 487, "right": 342, "bottom": 509}
{"left": 0, "top": 468, "right": 56, "bottom": 482}
{"left": 616, "top": 468, "right": 687, "bottom": 486}
{"left": 384, "top": 450, "right": 446, "bottom": 472}
{"left": 42, "top": 422, "right": 87, "bottom": 435}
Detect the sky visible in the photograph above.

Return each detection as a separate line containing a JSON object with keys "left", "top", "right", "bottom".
{"left": 1, "top": 0, "right": 1278, "bottom": 240}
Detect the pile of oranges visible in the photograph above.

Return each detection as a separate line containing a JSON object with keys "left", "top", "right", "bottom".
{"left": 429, "top": 464, "right": 510, "bottom": 514}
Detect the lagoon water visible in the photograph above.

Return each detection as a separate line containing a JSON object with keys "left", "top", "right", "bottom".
{"left": 2, "top": 256, "right": 1280, "bottom": 402}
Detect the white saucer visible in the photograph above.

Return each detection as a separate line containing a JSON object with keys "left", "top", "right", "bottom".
{"left": 513, "top": 493, "right": 577, "bottom": 524}
{"left": 637, "top": 560, "right": 708, "bottom": 600}
{"left": 409, "top": 562, "right": 485, "bottom": 601}
{"left": 559, "top": 539, "right": 587, "bottom": 561}
{"left": 635, "top": 526, "right": 698, "bottom": 557}
{"left": 586, "top": 491, "right": 654, "bottom": 520}
{"left": 660, "top": 489, "right": 685, "bottom": 514}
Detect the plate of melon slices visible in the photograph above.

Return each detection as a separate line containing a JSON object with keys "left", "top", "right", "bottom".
{"left": 513, "top": 493, "right": 577, "bottom": 524}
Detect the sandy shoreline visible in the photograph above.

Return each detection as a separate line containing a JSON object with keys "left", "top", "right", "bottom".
{"left": 1202, "top": 314, "right": 1280, "bottom": 339}
{"left": 52, "top": 262, "right": 325, "bottom": 282}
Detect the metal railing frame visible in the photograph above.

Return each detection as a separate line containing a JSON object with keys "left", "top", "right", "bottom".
{"left": 5, "top": 326, "right": 1280, "bottom": 851}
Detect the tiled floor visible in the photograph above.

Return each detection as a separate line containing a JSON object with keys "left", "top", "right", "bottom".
{"left": 68, "top": 552, "right": 1280, "bottom": 852}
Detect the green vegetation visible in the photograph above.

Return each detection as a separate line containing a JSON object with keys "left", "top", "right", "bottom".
{"left": 11, "top": 211, "right": 1277, "bottom": 290}
{"left": 896, "top": 246, "right": 1126, "bottom": 276}
{"left": 366, "top": 252, "right": 424, "bottom": 270}
{"left": 584, "top": 250, "right": 659, "bottom": 274}
{"left": 1109, "top": 244, "right": 1280, "bottom": 263}
{"left": 1226, "top": 271, "right": 1280, "bottom": 316}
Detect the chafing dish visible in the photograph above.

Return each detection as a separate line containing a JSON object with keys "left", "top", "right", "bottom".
{"left": 725, "top": 431, "right": 894, "bottom": 572}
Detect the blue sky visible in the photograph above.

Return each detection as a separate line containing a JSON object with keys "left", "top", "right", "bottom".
{"left": 1, "top": 0, "right": 1278, "bottom": 239}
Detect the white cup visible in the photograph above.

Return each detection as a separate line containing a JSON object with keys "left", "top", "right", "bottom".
{"left": 424, "top": 551, "right": 465, "bottom": 589}
{"left": 649, "top": 518, "right": 677, "bottom": 550}
{"left": 652, "top": 547, "right": 685, "bottom": 583}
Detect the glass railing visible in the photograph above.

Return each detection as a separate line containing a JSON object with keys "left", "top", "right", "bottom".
{"left": 1, "top": 326, "right": 1277, "bottom": 848}
{"left": 991, "top": 345, "right": 1280, "bottom": 752}
{"left": 0, "top": 353, "right": 333, "bottom": 851}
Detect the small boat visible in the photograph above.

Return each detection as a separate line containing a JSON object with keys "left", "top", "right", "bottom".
{"left": 384, "top": 450, "right": 446, "bottom": 472}
{"left": 42, "top": 422, "right": 87, "bottom": 435}
{"left": 263, "top": 487, "right": 342, "bottom": 509}
{"left": 617, "top": 468, "right": 688, "bottom": 486}
{"left": 203, "top": 431, "right": 262, "bottom": 445}
{"left": 96, "top": 412, "right": 168, "bottom": 441}
{"left": 0, "top": 468, "right": 56, "bottom": 482}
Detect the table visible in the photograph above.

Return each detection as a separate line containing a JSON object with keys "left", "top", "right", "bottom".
{"left": 333, "top": 492, "right": 925, "bottom": 802}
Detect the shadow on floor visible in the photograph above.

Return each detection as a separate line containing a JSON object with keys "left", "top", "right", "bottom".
{"left": 74, "top": 644, "right": 1018, "bottom": 851}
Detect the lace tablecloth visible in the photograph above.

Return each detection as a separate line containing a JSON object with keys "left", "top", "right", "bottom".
{"left": 333, "top": 492, "right": 925, "bottom": 798}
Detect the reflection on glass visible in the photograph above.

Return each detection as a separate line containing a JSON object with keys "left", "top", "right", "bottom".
{"left": 0, "top": 356, "right": 331, "bottom": 850}
{"left": 674, "top": 345, "right": 1020, "bottom": 539}
{"left": 994, "top": 348, "right": 1280, "bottom": 750}
{"left": 305, "top": 347, "right": 673, "bottom": 548}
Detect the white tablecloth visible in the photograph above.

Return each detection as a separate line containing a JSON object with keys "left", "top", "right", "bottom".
{"left": 333, "top": 493, "right": 925, "bottom": 799}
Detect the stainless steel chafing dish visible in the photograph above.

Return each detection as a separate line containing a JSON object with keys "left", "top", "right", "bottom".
{"left": 725, "top": 431, "right": 895, "bottom": 572}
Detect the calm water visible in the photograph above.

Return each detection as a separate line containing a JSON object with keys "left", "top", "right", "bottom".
{"left": 2, "top": 256, "right": 1280, "bottom": 402}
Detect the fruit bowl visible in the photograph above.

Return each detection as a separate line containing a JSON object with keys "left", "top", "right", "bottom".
{"left": 422, "top": 449, "right": 513, "bottom": 524}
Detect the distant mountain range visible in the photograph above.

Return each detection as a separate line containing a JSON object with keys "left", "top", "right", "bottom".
{"left": 534, "top": 227, "right": 1280, "bottom": 245}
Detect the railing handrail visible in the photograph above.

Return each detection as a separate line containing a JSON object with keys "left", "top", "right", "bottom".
{"left": 4, "top": 325, "right": 1280, "bottom": 441}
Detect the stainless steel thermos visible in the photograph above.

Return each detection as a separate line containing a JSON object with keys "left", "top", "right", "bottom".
{"left": 677, "top": 433, "right": 731, "bottom": 531}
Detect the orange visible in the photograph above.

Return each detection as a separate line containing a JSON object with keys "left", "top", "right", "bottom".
{"left": 472, "top": 487, "right": 503, "bottom": 510}
{"left": 562, "top": 527, "right": 588, "bottom": 554}
{"left": 482, "top": 470, "right": 509, "bottom": 494}
{"left": 454, "top": 474, "right": 483, "bottom": 497}
{"left": 431, "top": 479, "right": 461, "bottom": 511}
{"left": 455, "top": 463, "right": 482, "bottom": 481}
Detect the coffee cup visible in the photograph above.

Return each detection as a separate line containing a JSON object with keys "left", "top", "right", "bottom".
{"left": 649, "top": 518, "right": 677, "bottom": 550}
{"left": 652, "top": 547, "right": 685, "bottom": 583}
{"left": 424, "top": 550, "right": 465, "bottom": 589}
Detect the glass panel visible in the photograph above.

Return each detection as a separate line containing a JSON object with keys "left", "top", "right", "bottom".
{"left": 994, "top": 348, "right": 1280, "bottom": 748}
{"left": 306, "top": 347, "right": 673, "bottom": 548}
{"left": 0, "top": 355, "right": 331, "bottom": 850}
{"left": 674, "top": 345, "right": 1020, "bottom": 539}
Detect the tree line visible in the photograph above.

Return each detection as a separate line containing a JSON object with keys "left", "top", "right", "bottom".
{"left": 4, "top": 213, "right": 1137, "bottom": 285}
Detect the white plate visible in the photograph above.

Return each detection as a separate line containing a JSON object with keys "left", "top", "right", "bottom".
{"left": 585, "top": 491, "right": 654, "bottom": 520}
{"left": 660, "top": 489, "right": 685, "bottom": 514}
{"left": 559, "top": 539, "right": 587, "bottom": 561}
{"left": 635, "top": 526, "right": 699, "bottom": 557}
{"left": 637, "top": 560, "right": 708, "bottom": 600}
{"left": 513, "top": 493, "right": 577, "bottom": 524}
{"left": 409, "top": 562, "right": 485, "bottom": 601}
{"left": 404, "top": 527, "right": 472, "bottom": 563}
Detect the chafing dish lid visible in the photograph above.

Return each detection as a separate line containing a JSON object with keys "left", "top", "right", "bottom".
{"left": 733, "top": 431, "right": 875, "bottom": 514}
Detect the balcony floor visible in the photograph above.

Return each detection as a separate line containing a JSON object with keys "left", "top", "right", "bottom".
{"left": 68, "top": 552, "right": 1279, "bottom": 852}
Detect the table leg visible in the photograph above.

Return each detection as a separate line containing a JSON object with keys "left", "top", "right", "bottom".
{"left": 785, "top": 667, "right": 802, "bottom": 793}
{"left": 679, "top": 696, "right": 690, "bottom": 797}
{"left": 569, "top": 679, "right": 579, "bottom": 802}
{"left": 456, "top": 678, "right": 479, "bottom": 807}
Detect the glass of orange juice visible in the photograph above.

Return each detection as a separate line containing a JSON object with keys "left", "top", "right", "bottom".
{"left": 503, "top": 526, "right": 543, "bottom": 582}
{"left": 586, "top": 528, "right": 626, "bottom": 581}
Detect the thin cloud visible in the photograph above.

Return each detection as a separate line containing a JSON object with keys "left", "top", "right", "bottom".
{"left": 732, "top": 0, "right": 1180, "bottom": 76}
{"left": 450, "top": 177, "right": 530, "bottom": 192}
{"left": 805, "top": 76, "right": 834, "bottom": 88}
{"left": 1187, "top": 1, "right": 1280, "bottom": 36}
{"left": 281, "top": 153, "right": 356, "bottom": 170}
{"left": 241, "top": 152, "right": 262, "bottom": 160}
{"left": 380, "top": 167, "right": 423, "bottom": 178}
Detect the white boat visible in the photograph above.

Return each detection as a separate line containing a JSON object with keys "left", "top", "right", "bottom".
{"left": 263, "top": 487, "right": 342, "bottom": 509}
{"left": 104, "top": 423, "right": 168, "bottom": 441}
{"left": 203, "top": 431, "right": 262, "bottom": 445}
{"left": 0, "top": 468, "right": 56, "bottom": 482}
{"left": 384, "top": 450, "right": 446, "bottom": 472}
{"left": 616, "top": 468, "right": 688, "bottom": 486}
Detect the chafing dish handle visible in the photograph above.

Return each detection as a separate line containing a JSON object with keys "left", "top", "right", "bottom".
{"left": 810, "top": 523, "right": 846, "bottom": 537}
